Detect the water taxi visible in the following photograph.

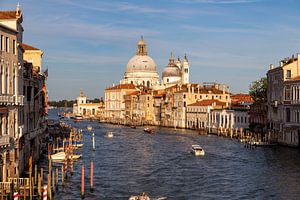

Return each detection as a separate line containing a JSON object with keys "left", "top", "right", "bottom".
{"left": 191, "top": 145, "right": 205, "bottom": 156}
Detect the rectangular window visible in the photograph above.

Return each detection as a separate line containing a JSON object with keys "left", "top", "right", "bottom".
{"left": 13, "top": 40, "right": 16, "bottom": 54}
{"left": 286, "top": 108, "right": 291, "bottom": 122}
{"left": 286, "top": 70, "right": 291, "bottom": 79}
{"left": 0, "top": 35, "right": 3, "bottom": 51}
{"left": 5, "top": 37, "right": 9, "bottom": 52}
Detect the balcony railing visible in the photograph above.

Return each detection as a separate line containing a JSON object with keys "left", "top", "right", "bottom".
{"left": 0, "top": 94, "right": 24, "bottom": 105}
{"left": 0, "top": 135, "right": 12, "bottom": 147}
{"left": 0, "top": 95, "right": 14, "bottom": 105}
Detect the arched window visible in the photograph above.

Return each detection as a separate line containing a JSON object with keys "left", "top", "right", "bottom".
{"left": 147, "top": 81, "right": 150, "bottom": 87}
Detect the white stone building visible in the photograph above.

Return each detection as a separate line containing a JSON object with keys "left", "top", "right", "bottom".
{"left": 186, "top": 99, "right": 226, "bottom": 130}
{"left": 209, "top": 109, "right": 249, "bottom": 135}
{"left": 73, "top": 90, "right": 104, "bottom": 118}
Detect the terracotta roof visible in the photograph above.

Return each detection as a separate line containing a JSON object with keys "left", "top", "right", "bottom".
{"left": 285, "top": 75, "right": 300, "bottom": 82}
{"left": 188, "top": 99, "right": 226, "bottom": 107}
{"left": 231, "top": 94, "right": 253, "bottom": 104}
{"left": 0, "top": 11, "right": 18, "bottom": 19}
{"left": 106, "top": 83, "right": 137, "bottom": 90}
{"left": 22, "top": 43, "right": 40, "bottom": 51}
{"left": 125, "top": 91, "right": 140, "bottom": 96}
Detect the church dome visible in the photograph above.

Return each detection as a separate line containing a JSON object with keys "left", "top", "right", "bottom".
{"left": 162, "top": 53, "right": 182, "bottom": 77}
{"left": 125, "top": 36, "right": 158, "bottom": 74}
{"left": 126, "top": 55, "right": 157, "bottom": 73}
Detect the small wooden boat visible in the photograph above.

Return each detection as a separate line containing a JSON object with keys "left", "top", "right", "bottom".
{"left": 51, "top": 152, "right": 82, "bottom": 162}
{"left": 144, "top": 127, "right": 155, "bottom": 134}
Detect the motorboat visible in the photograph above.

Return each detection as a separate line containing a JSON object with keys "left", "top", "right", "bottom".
{"left": 129, "top": 193, "right": 167, "bottom": 200}
{"left": 87, "top": 125, "right": 93, "bottom": 131}
{"left": 130, "top": 125, "right": 137, "bottom": 129}
{"left": 191, "top": 145, "right": 205, "bottom": 156}
{"left": 51, "top": 152, "right": 82, "bottom": 162}
{"left": 129, "top": 192, "right": 150, "bottom": 200}
{"left": 248, "top": 141, "right": 277, "bottom": 146}
{"left": 144, "top": 127, "right": 155, "bottom": 134}
{"left": 106, "top": 132, "right": 114, "bottom": 138}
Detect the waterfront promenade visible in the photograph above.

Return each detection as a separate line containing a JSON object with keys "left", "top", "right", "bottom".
{"left": 46, "top": 111, "right": 300, "bottom": 199}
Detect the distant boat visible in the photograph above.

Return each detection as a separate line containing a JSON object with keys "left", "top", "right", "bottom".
{"left": 191, "top": 145, "right": 205, "bottom": 156}
{"left": 130, "top": 125, "right": 136, "bottom": 129}
{"left": 106, "top": 132, "right": 114, "bottom": 138}
{"left": 144, "top": 127, "right": 155, "bottom": 134}
{"left": 87, "top": 125, "right": 93, "bottom": 131}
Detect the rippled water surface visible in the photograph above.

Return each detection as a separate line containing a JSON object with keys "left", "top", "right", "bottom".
{"left": 48, "top": 113, "right": 300, "bottom": 199}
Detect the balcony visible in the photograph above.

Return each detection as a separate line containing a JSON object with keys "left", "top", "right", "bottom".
{"left": 0, "top": 95, "right": 14, "bottom": 105}
{"left": 0, "top": 135, "right": 13, "bottom": 148}
{"left": 15, "top": 95, "right": 24, "bottom": 105}
{"left": 0, "top": 95, "right": 24, "bottom": 106}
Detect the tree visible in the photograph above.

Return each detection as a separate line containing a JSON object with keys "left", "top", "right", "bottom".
{"left": 249, "top": 77, "right": 267, "bottom": 102}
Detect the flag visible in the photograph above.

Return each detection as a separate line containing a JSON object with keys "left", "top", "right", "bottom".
{"left": 43, "top": 84, "right": 48, "bottom": 115}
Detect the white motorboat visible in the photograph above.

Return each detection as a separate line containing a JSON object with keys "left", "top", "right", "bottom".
{"left": 191, "top": 145, "right": 205, "bottom": 156}
{"left": 106, "top": 132, "right": 114, "bottom": 138}
{"left": 51, "top": 152, "right": 82, "bottom": 162}
{"left": 129, "top": 193, "right": 167, "bottom": 200}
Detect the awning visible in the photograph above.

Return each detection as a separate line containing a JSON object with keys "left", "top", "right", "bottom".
{"left": 0, "top": 107, "right": 8, "bottom": 114}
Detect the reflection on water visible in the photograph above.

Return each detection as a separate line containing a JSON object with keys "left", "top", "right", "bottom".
{"left": 48, "top": 110, "right": 300, "bottom": 200}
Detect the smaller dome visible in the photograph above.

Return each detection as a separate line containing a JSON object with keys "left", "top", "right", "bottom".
{"left": 162, "top": 63, "right": 182, "bottom": 77}
{"left": 162, "top": 52, "right": 182, "bottom": 77}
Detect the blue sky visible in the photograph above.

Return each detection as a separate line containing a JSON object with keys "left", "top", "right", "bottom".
{"left": 1, "top": 0, "right": 300, "bottom": 100}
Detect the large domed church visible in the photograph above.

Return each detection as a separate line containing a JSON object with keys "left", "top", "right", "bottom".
{"left": 121, "top": 36, "right": 160, "bottom": 87}
{"left": 120, "top": 37, "right": 190, "bottom": 88}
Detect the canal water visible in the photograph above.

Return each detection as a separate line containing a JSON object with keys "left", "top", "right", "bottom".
{"left": 48, "top": 110, "right": 300, "bottom": 200}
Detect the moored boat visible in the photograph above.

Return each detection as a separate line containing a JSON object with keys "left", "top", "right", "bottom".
{"left": 74, "top": 114, "right": 83, "bottom": 122}
{"left": 191, "top": 145, "right": 205, "bottom": 156}
{"left": 51, "top": 152, "right": 82, "bottom": 162}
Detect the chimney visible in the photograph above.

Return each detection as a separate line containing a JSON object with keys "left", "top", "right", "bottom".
{"left": 215, "top": 84, "right": 219, "bottom": 90}
{"left": 269, "top": 64, "right": 274, "bottom": 70}
{"left": 280, "top": 61, "right": 284, "bottom": 67}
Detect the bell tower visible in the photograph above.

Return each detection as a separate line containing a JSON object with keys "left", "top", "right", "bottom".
{"left": 182, "top": 54, "right": 189, "bottom": 84}
{"left": 136, "top": 36, "right": 148, "bottom": 56}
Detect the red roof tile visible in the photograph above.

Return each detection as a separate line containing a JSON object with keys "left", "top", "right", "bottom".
{"left": 0, "top": 11, "right": 18, "bottom": 19}
{"left": 22, "top": 43, "right": 40, "bottom": 51}
{"left": 188, "top": 99, "right": 226, "bottom": 107}
{"left": 231, "top": 94, "right": 253, "bottom": 104}
{"left": 106, "top": 84, "right": 137, "bottom": 90}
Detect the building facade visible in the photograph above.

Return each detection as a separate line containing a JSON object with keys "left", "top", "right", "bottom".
{"left": 0, "top": 6, "right": 24, "bottom": 181}
{"left": 267, "top": 53, "right": 300, "bottom": 146}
